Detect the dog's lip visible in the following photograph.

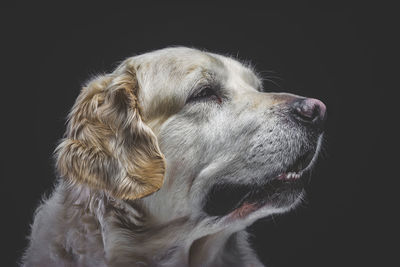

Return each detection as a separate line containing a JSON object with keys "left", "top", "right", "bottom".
{"left": 275, "top": 149, "right": 316, "bottom": 181}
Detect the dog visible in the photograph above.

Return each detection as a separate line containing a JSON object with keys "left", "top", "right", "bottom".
{"left": 22, "top": 47, "right": 326, "bottom": 267}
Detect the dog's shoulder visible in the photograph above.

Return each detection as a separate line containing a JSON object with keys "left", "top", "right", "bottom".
{"left": 22, "top": 182, "right": 107, "bottom": 266}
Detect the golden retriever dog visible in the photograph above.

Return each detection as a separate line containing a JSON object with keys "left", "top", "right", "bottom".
{"left": 22, "top": 47, "right": 326, "bottom": 267}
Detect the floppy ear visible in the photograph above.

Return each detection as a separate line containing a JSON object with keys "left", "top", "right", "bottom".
{"left": 55, "top": 64, "right": 165, "bottom": 199}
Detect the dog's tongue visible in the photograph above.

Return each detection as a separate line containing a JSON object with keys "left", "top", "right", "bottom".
{"left": 229, "top": 202, "right": 260, "bottom": 219}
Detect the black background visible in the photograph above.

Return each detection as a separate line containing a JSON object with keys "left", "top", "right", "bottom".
{"left": 1, "top": 2, "right": 390, "bottom": 267}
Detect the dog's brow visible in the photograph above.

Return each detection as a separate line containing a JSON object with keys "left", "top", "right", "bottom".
{"left": 187, "top": 71, "right": 218, "bottom": 96}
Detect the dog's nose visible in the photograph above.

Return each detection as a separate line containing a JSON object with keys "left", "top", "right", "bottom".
{"left": 292, "top": 98, "right": 327, "bottom": 130}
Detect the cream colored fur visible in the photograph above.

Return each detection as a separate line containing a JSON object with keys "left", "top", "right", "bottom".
{"left": 22, "top": 47, "right": 323, "bottom": 267}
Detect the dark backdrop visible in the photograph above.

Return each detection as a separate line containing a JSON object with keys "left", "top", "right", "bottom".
{"left": 2, "top": 2, "right": 388, "bottom": 267}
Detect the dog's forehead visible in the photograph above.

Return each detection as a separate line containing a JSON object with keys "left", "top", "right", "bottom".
{"left": 134, "top": 47, "right": 260, "bottom": 88}
{"left": 208, "top": 52, "right": 262, "bottom": 92}
{"left": 133, "top": 47, "right": 217, "bottom": 74}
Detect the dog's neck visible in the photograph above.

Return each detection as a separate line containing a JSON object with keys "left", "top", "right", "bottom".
{"left": 63, "top": 183, "right": 245, "bottom": 266}
{"left": 128, "top": 196, "right": 245, "bottom": 266}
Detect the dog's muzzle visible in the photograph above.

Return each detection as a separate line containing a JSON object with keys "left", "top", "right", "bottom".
{"left": 203, "top": 97, "right": 327, "bottom": 219}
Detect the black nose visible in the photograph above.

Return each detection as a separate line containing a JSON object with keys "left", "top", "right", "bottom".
{"left": 292, "top": 98, "right": 327, "bottom": 130}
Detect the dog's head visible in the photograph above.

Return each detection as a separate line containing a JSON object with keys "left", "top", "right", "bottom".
{"left": 56, "top": 47, "right": 326, "bottom": 227}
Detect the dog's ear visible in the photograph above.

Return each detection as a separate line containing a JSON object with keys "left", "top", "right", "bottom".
{"left": 55, "top": 64, "right": 165, "bottom": 199}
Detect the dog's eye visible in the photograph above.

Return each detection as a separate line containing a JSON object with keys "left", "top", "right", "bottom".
{"left": 188, "top": 87, "right": 221, "bottom": 103}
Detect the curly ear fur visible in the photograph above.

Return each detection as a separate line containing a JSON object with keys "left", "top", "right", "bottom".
{"left": 55, "top": 65, "right": 165, "bottom": 199}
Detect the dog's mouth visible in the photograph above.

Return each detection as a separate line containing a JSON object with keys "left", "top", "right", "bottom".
{"left": 203, "top": 150, "right": 316, "bottom": 218}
